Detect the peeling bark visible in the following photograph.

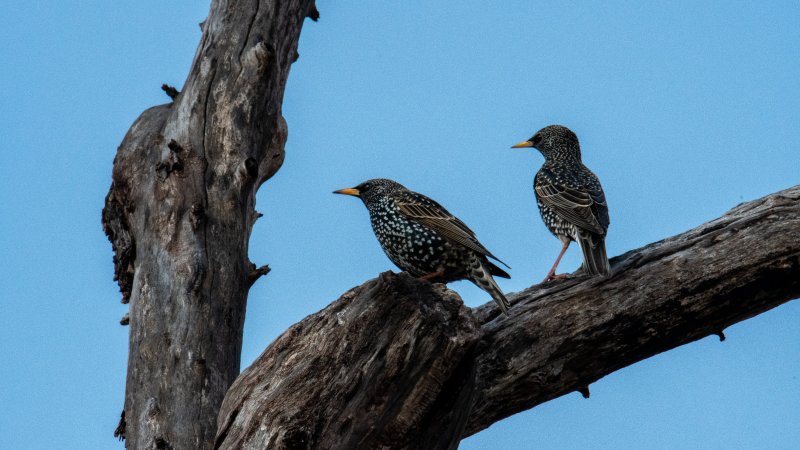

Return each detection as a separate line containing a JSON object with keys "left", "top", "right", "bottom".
{"left": 102, "top": 1, "right": 314, "bottom": 448}
{"left": 216, "top": 186, "right": 800, "bottom": 447}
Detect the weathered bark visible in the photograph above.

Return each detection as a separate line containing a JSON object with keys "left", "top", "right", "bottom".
{"left": 215, "top": 273, "right": 481, "bottom": 450}
{"left": 216, "top": 186, "right": 800, "bottom": 447}
{"left": 102, "top": 1, "right": 315, "bottom": 448}
{"left": 464, "top": 184, "right": 800, "bottom": 436}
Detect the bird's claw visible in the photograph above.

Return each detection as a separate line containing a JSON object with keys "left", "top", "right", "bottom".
{"left": 541, "top": 273, "right": 569, "bottom": 283}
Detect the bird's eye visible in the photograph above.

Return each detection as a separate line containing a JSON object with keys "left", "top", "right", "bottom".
{"left": 532, "top": 134, "right": 543, "bottom": 145}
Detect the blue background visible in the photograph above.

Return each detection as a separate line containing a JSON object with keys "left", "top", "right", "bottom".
{"left": 1, "top": 1, "right": 798, "bottom": 449}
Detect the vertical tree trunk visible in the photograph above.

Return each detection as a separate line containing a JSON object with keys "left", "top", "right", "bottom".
{"left": 102, "top": 1, "right": 316, "bottom": 448}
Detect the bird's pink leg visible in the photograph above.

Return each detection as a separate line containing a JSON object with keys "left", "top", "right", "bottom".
{"left": 542, "top": 241, "right": 570, "bottom": 283}
{"left": 418, "top": 269, "right": 445, "bottom": 282}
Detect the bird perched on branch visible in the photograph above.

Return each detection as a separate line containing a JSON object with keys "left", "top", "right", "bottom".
{"left": 512, "top": 125, "right": 611, "bottom": 282}
{"left": 334, "top": 178, "right": 511, "bottom": 314}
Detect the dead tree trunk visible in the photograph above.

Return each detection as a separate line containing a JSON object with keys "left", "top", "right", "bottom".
{"left": 102, "top": 1, "right": 317, "bottom": 448}
{"left": 214, "top": 186, "right": 800, "bottom": 449}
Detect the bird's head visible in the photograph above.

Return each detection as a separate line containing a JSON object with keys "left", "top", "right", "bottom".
{"left": 333, "top": 178, "right": 404, "bottom": 205}
{"left": 512, "top": 124, "right": 581, "bottom": 161}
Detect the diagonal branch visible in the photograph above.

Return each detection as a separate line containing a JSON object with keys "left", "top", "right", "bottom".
{"left": 465, "top": 184, "right": 800, "bottom": 436}
{"left": 216, "top": 186, "right": 800, "bottom": 446}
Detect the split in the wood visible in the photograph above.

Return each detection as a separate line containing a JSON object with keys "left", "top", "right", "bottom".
{"left": 244, "top": 157, "right": 258, "bottom": 179}
{"left": 190, "top": 203, "right": 206, "bottom": 229}
{"left": 189, "top": 262, "right": 208, "bottom": 295}
{"left": 161, "top": 84, "right": 180, "bottom": 100}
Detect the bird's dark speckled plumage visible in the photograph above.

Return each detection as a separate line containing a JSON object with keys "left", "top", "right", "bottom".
{"left": 513, "top": 125, "right": 612, "bottom": 280}
{"left": 334, "top": 178, "right": 511, "bottom": 313}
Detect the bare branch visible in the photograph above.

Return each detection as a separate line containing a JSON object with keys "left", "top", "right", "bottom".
{"left": 161, "top": 84, "right": 180, "bottom": 100}
{"left": 246, "top": 264, "right": 271, "bottom": 287}
{"left": 216, "top": 186, "right": 800, "bottom": 445}
{"left": 465, "top": 185, "right": 800, "bottom": 435}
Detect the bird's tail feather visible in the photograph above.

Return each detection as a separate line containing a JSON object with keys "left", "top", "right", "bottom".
{"left": 487, "top": 260, "right": 511, "bottom": 279}
{"left": 577, "top": 233, "right": 612, "bottom": 278}
{"left": 469, "top": 256, "right": 510, "bottom": 315}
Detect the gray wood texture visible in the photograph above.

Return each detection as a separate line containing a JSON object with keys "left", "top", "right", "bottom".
{"left": 215, "top": 186, "right": 800, "bottom": 448}
{"left": 216, "top": 274, "right": 481, "bottom": 449}
{"left": 465, "top": 185, "right": 800, "bottom": 436}
{"left": 101, "top": 1, "right": 316, "bottom": 448}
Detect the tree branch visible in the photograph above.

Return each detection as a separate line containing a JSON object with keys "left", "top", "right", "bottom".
{"left": 465, "top": 184, "right": 800, "bottom": 436}
{"left": 216, "top": 273, "right": 480, "bottom": 450}
{"left": 216, "top": 185, "right": 800, "bottom": 446}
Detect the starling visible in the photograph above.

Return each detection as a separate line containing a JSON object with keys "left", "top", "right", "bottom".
{"left": 512, "top": 125, "right": 612, "bottom": 281}
{"left": 334, "top": 178, "right": 511, "bottom": 314}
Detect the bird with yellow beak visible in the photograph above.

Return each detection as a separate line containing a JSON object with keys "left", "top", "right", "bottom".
{"left": 334, "top": 178, "right": 511, "bottom": 314}
{"left": 512, "top": 125, "right": 612, "bottom": 282}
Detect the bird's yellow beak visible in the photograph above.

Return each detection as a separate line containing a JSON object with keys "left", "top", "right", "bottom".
{"left": 511, "top": 140, "right": 533, "bottom": 148}
{"left": 333, "top": 187, "right": 360, "bottom": 197}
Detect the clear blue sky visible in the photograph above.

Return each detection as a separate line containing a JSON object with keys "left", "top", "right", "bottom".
{"left": 1, "top": 1, "right": 798, "bottom": 449}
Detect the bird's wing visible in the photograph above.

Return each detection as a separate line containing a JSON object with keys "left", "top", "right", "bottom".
{"left": 535, "top": 169, "right": 609, "bottom": 235}
{"left": 392, "top": 190, "right": 510, "bottom": 268}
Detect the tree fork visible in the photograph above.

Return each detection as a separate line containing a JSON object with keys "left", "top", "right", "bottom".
{"left": 102, "top": 1, "right": 315, "bottom": 448}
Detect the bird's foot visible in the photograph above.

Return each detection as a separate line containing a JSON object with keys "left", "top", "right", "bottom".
{"left": 418, "top": 270, "right": 445, "bottom": 282}
{"left": 541, "top": 273, "right": 569, "bottom": 283}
